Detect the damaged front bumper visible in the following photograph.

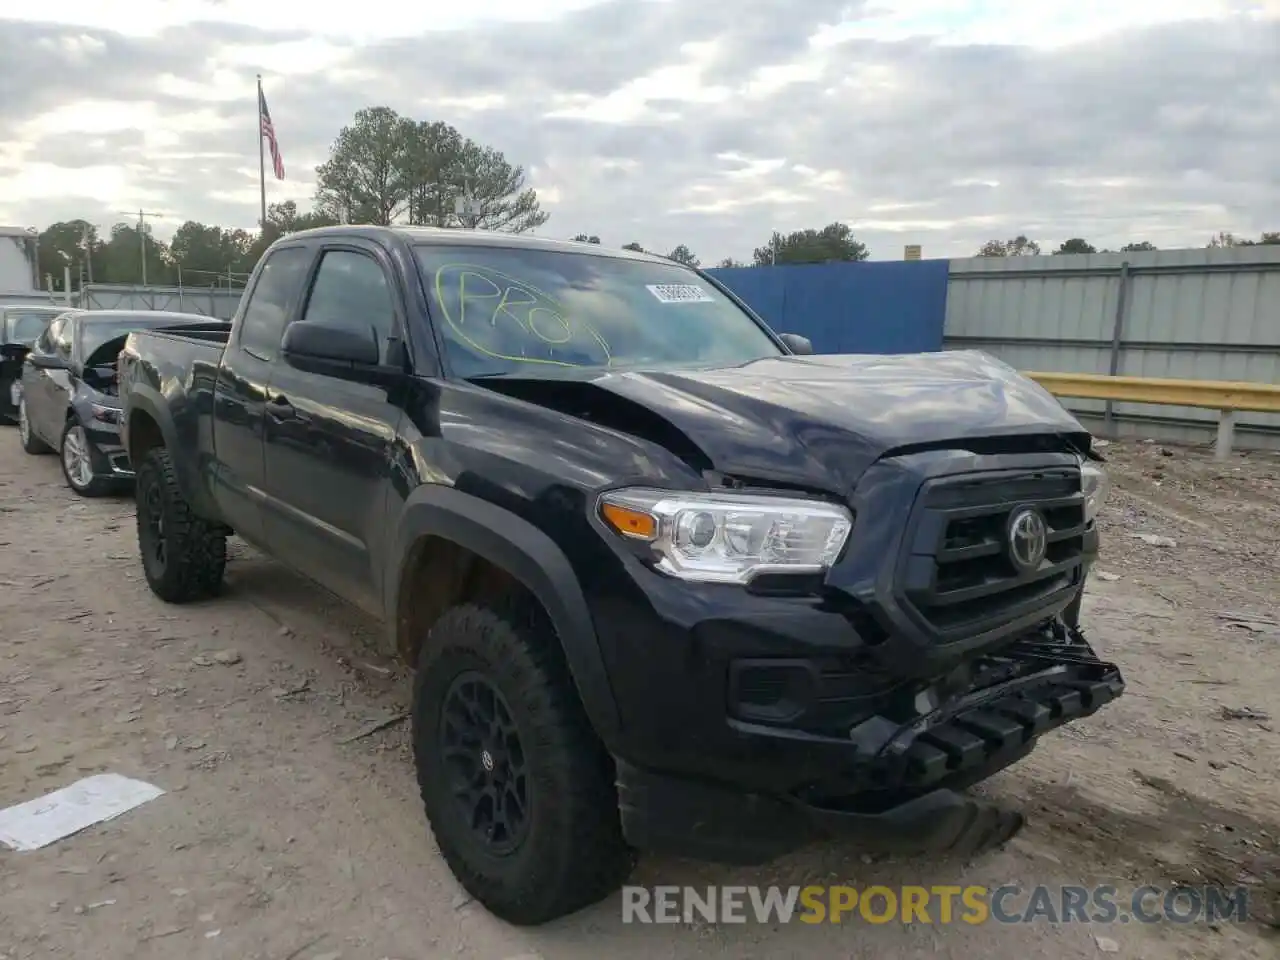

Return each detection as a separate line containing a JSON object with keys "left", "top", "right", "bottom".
{"left": 616, "top": 621, "right": 1123, "bottom": 864}
{"left": 848, "top": 625, "right": 1123, "bottom": 794}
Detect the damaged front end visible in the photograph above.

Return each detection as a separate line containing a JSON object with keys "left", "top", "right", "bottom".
{"left": 470, "top": 358, "right": 1125, "bottom": 863}
{"left": 805, "top": 619, "right": 1124, "bottom": 811}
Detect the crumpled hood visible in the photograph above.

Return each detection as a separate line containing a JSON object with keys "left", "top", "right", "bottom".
{"left": 589, "top": 350, "right": 1089, "bottom": 493}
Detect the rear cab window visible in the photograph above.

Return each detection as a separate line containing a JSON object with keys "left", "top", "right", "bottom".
{"left": 237, "top": 246, "right": 313, "bottom": 360}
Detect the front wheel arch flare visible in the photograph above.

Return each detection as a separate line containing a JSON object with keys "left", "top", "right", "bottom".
{"left": 387, "top": 486, "right": 623, "bottom": 750}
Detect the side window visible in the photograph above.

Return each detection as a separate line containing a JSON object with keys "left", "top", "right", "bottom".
{"left": 238, "top": 246, "right": 312, "bottom": 360}
{"left": 300, "top": 250, "right": 396, "bottom": 363}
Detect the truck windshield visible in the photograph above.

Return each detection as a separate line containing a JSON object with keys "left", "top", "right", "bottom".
{"left": 413, "top": 244, "right": 782, "bottom": 378}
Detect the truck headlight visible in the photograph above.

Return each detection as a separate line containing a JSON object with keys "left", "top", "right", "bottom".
{"left": 1081, "top": 461, "right": 1109, "bottom": 524}
{"left": 598, "top": 488, "right": 853, "bottom": 584}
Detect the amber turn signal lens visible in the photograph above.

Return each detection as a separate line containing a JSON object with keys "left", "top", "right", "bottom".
{"left": 601, "top": 502, "right": 657, "bottom": 540}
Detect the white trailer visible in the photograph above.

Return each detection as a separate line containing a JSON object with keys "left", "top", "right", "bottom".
{"left": 0, "top": 225, "right": 40, "bottom": 294}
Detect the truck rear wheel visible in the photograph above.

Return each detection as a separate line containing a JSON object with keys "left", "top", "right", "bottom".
{"left": 135, "top": 447, "right": 227, "bottom": 603}
{"left": 412, "top": 600, "right": 634, "bottom": 925}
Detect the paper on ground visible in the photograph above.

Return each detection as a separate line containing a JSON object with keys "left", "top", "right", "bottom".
{"left": 0, "top": 774, "right": 165, "bottom": 852}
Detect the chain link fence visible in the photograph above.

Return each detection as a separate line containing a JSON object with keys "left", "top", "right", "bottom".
{"left": 77, "top": 281, "right": 244, "bottom": 319}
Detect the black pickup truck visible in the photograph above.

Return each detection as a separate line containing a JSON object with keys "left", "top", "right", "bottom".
{"left": 118, "top": 226, "right": 1123, "bottom": 924}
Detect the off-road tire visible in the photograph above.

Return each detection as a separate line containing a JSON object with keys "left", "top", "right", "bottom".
{"left": 412, "top": 600, "right": 634, "bottom": 925}
{"left": 18, "top": 399, "right": 51, "bottom": 454}
{"left": 135, "top": 447, "right": 227, "bottom": 603}
{"left": 60, "top": 420, "right": 113, "bottom": 498}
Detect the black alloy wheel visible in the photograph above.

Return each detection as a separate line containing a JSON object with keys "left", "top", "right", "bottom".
{"left": 133, "top": 447, "right": 227, "bottom": 603}
{"left": 138, "top": 467, "right": 167, "bottom": 577}
{"left": 412, "top": 602, "right": 634, "bottom": 925}
{"left": 439, "top": 671, "right": 531, "bottom": 855}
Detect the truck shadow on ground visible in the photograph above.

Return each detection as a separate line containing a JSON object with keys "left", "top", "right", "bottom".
{"left": 1030, "top": 775, "right": 1279, "bottom": 932}
{"left": 219, "top": 543, "right": 1277, "bottom": 953}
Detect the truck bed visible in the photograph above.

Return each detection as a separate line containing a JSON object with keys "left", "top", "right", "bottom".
{"left": 145, "top": 322, "right": 233, "bottom": 344}
{"left": 118, "top": 325, "right": 230, "bottom": 426}
{"left": 118, "top": 323, "right": 234, "bottom": 519}
{"left": 119, "top": 325, "right": 229, "bottom": 372}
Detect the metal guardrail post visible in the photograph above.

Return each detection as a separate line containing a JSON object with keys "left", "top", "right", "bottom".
{"left": 1215, "top": 410, "right": 1236, "bottom": 462}
{"left": 1103, "top": 261, "right": 1130, "bottom": 432}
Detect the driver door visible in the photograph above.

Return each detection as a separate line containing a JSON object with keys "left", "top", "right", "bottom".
{"left": 259, "top": 242, "right": 406, "bottom": 615}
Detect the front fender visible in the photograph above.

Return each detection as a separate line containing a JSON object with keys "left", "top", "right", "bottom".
{"left": 386, "top": 484, "right": 623, "bottom": 749}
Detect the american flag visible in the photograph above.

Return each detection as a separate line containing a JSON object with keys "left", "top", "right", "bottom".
{"left": 259, "top": 86, "right": 285, "bottom": 180}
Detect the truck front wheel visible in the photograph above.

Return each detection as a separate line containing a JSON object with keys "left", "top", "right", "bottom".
{"left": 412, "top": 600, "right": 634, "bottom": 925}
{"left": 135, "top": 447, "right": 227, "bottom": 603}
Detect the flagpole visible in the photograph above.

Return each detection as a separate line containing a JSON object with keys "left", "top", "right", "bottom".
{"left": 257, "top": 74, "right": 267, "bottom": 228}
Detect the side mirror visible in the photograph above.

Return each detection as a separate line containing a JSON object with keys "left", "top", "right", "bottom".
{"left": 282, "top": 321, "right": 379, "bottom": 366}
{"left": 779, "top": 333, "right": 814, "bottom": 356}
{"left": 281, "top": 320, "right": 403, "bottom": 386}
{"left": 28, "top": 352, "right": 70, "bottom": 370}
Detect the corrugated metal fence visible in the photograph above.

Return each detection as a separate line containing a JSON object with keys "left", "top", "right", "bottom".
{"left": 944, "top": 246, "right": 1280, "bottom": 449}
{"left": 707, "top": 260, "right": 950, "bottom": 354}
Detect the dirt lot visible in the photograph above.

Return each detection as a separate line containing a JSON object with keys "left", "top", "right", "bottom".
{"left": 0, "top": 436, "right": 1277, "bottom": 960}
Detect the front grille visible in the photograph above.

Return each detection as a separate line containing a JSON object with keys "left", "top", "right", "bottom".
{"left": 901, "top": 466, "right": 1086, "bottom": 638}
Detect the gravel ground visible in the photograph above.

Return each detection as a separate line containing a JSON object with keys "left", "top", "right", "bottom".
{"left": 0, "top": 435, "right": 1276, "bottom": 960}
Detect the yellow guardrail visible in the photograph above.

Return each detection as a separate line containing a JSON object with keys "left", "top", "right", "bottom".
{"left": 1023, "top": 371, "right": 1280, "bottom": 460}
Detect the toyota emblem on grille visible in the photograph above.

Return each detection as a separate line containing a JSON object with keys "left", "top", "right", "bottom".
{"left": 1008, "top": 508, "right": 1048, "bottom": 571}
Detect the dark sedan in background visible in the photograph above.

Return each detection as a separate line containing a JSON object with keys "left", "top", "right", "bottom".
{"left": 19, "top": 310, "right": 229, "bottom": 496}
{"left": 1, "top": 303, "right": 74, "bottom": 424}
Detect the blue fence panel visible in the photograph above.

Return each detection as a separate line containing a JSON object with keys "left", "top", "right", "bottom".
{"left": 706, "top": 260, "right": 950, "bottom": 355}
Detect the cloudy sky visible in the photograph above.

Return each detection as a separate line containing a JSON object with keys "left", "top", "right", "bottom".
{"left": 1, "top": 0, "right": 1276, "bottom": 262}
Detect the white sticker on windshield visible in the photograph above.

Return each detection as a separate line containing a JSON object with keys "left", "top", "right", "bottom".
{"left": 646, "top": 283, "right": 714, "bottom": 304}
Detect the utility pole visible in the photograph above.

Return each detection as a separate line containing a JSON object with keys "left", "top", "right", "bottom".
{"left": 81, "top": 222, "right": 94, "bottom": 284}
{"left": 455, "top": 181, "right": 481, "bottom": 229}
{"left": 119, "top": 209, "right": 164, "bottom": 286}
